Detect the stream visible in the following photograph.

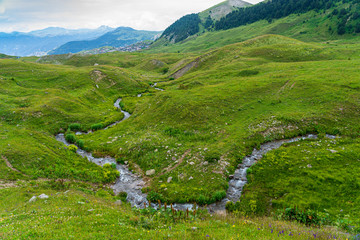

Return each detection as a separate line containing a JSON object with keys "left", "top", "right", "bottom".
{"left": 55, "top": 83, "right": 336, "bottom": 211}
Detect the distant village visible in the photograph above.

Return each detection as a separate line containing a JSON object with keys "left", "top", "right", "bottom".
{"left": 80, "top": 41, "right": 152, "bottom": 55}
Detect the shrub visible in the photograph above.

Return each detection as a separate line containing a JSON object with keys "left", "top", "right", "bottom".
{"left": 111, "top": 163, "right": 117, "bottom": 169}
{"left": 68, "top": 145, "right": 78, "bottom": 153}
{"left": 69, "top": 123, "right": 81, "bottom": 131}
{"left": 147, "top": 191, "right": 166, "bottom": 203}
{"left": 117, "top": 192, "right": 128, "bottom": 202}
{"left": 161, "top": 67, "right": 169, "bottom": 74}
{"left": 225, "top": 201, "right": 241, "bottom": 212}
{"left": 197, "top": 195, "right": 210, "bottom": 206}
{"left": 276, "top": 207, "right": 331, "bottom": 227}
{"left": 116, "top": 157, "right": 125, "bottom": 164}
{"left": 238, "top": 69, "right": 259, "bottom": 77}
{"left": 91, "top": 123, "right": 103, "bottom": 131}
{"left": 102, "top": 164, "right": 120, "bottom": 182}
{"left": 204, "top": 150, "right": 221, "bottom": 163}
{"left": 65, "top": 133, "right": 76, "bottom": 144}
{"left": 76, "top": 139, "right": 84, "bottom": 149}
{"left": 212, "top": 190, "right": 227, "bottom": 202}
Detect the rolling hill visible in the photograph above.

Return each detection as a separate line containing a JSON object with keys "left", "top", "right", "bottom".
{"left": 1, "top": 0, "right": 360, "bottom": 238}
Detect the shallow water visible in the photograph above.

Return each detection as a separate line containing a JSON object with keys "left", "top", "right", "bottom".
{"left": 55, "top": 99, "right": 148, "bottom": 208}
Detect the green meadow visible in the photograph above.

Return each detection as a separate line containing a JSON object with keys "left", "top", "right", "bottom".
{"left": 0, "top": 33, "right": 359, "bottom": 238}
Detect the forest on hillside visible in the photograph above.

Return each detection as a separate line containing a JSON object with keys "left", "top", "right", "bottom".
{"left": 215, "top": 0, "right": 360, "bottom": 35}
{"left": 161, "top": 14, "right": 201, "bottom": 43}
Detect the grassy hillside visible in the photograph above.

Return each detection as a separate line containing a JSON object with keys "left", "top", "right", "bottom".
{"left": 61, "top": 36, "right": 360, "bottom": 226}
{"left": 1, "top": 34, "right": 360, "bottom": 237}
{"left": 149, "top": 8, "right": 360, "bottom": 54}
{"left": 0, "top": 60, "right": 148, "bottom": 182}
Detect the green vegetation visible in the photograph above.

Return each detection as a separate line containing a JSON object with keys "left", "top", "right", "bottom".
{"left": 235, "top": 137, "right": 360, "bottom": 231}
{"left": 161, "top": 14, "right": 201, "bottom": 43}
{"left": 1, "top": 2, "right": 360, "bottom": 236}
{"left": 215, "top": 0, "right": 338, "bottom": 30}
{"left": 0, "top": 183, "right": 351, "bottom": 239}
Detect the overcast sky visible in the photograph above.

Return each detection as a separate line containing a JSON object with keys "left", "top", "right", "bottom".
{"left": 0, "top": 0, "right": 263, "bottom": 33}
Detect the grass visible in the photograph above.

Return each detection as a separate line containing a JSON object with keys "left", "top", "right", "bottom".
{"left": 239, "top": 137, "right": 360, "bottom": 229}
{"left": 0, "top": 33, "right": 360, "bottom": 236}
{"left": 77, "top": 36, "right": 360, "bottom": 210}
{"left": 0, "top": 183, "right": 352, "bottom": 239}
{"left": 149, "top": 8, "right": 360, "bottom": 54}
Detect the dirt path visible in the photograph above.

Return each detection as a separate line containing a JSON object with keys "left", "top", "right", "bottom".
{"left": 2, "top": 155, "right": 21, "bottom": 173}
{"left": 159, "top": 149, "right": 191, "bottom": 177}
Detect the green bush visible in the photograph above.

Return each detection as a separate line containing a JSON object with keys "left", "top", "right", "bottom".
{"left": 147, "top": 191, "right": 166, "bottom": 203}
{"left": 91, "top": 123, "right": 103, "bottom": 131}
{"left": 238, "top": 69, "right": 259, "bottom": 77}
{"left": 197, "top": 195, "right": 210, "bottom": 206}
{"left": 76, "top": 139, "right": 84, "bottom": 149}
{"left": 204, "top": 150, "right": 221, "bottom": 163}
{"left": 116, "top": 157, "right": 125, "bottom": 164}
{"left": 117, "top": 192, "right": 128, "bottom": 202}
{"left": 111, "top": 163, "right": 117, "bottom": 169}
{"left": 69, "top": 123, "right": 81, "bottom": 131}
{"left": 68, "top": 145, "right": 78, "bottom": 153}
{"left": 212, "top": 191, "right": 227, "bottom": 202}
{"left": 276, "top": 207, "right": 331, "bottom": 227}
{"left": 65, "top": 133, "right": 76, "bottom": 144}
{"left": 225, "top": 201, "right": 241, "bottom": 212}
{"left": 161, "top": 67, "right": 169, "bottom": 74}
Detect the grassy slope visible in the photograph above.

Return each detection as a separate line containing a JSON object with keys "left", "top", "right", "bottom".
{"left": 0, "top": 183, "right": 350, "bottom": 240}
{"left": 149, "top": 7, "right": 360, "bottom": 54}
{"left": 241, "top": 137, "right": 360, "bottom": 225}
{"left": 68, "top": 35, "right": 360, "bottom": 225}
{"left": 1, "top": 34, "right": 360, "bottom": 236}
{"left": 0, "top": 60, "right": 148, "bottom": 182}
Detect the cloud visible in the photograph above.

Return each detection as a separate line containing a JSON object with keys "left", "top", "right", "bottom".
{"left": 0, "top": 0, "right": 264, "bottom": 32}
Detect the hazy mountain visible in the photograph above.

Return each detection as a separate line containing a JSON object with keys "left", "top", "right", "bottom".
{"left": 0, "top": 26, "right": 114, "bottom": 56}
{"left": 49, "top": 27, "right": 161, "bottom": 55}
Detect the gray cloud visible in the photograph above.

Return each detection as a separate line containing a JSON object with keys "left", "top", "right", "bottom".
{"left": 0, "top": 0, "right": 263, "bottom": 32}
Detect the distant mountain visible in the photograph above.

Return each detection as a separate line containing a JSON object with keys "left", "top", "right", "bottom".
{"left": 158, "top": 0, "right": 251, "bottom": 43}
{"left": 0, "top": 26, "right": 114, "bottom": 56}
{"left": 28, "top": 26, "right": 113, "bottom": 37}
{"left": 49, "top": 27, "right": 161, "bottom": 55}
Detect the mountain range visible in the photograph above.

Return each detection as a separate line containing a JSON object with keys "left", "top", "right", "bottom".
{"left": 0, "top": 26, "right": 114, "bottom": 56}
{"left": 0, "top": 26, "right": 160, "bottom": 57}
{"left": 49, "top": 27, "right": 161, "bottom": 55}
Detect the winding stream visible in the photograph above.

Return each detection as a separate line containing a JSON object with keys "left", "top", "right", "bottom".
{"left": 55, "top": 83, "right": 336, "bottom": 211}
{"left": 56, "top": 98, "right": 147, "bottom": 208}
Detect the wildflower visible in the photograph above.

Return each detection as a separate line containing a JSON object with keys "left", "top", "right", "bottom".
{"left": 271, "top": 229, "right": 273, "bottom": 233}
{"left": 232, "top": 225, "right": 235, "bottom": 228}
{"left": 206, "top": 235, "right": 210, "bottom": 238}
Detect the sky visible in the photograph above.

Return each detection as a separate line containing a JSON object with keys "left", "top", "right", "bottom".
{"left": 0, "top": 0, "right": 263, "bottom": 33}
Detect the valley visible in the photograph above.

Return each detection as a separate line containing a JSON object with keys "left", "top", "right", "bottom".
{"left": 0, "top": 0, "right": 360, "bottom": 239}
